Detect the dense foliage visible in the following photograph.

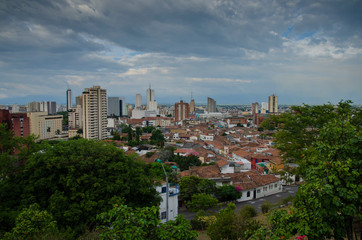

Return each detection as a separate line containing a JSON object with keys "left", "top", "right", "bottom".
{"left": 186, "top": 193, "right": 219, "bottom": 212}
{"left": 179, "top": 176, "right": 216, "bottom": 203}
{"left": 207, "top": 203, "right": 260, "bottom": 240}
{"left": 3, "top": 203, "right": 58, "bottom": 240}
{"left": 249, "top": 101, "right": 361, "bottom": 240}
{"left": 173, "top": 154, "right": 202, "bottom": 171}
{"left": 97, "top": 204, "right": 197, "bottom": 240}
{"left": 214, "top": 185, "right": 242, "bottom": 202}
{"left": 0, "top": 137, "right": 161, "bottom": 238}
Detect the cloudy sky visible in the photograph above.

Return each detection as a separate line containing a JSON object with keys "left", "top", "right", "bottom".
{"left": 1, "top": 0, "right": 361, "bottom": 105}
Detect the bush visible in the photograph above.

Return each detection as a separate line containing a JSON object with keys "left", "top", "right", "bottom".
{"left": 261, "top": 201, "right": 273, "bottom": 213}
{"left": 239, "top": 204, "right": 257, "bottom": 218}
{"left": 191, "top": 211, "right": 216, "bottom": 230}
{"left": 186, "top": 193, "right": 218, "bottom": 212}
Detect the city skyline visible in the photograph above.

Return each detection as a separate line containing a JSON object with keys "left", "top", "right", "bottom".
{"left": 1, "top": 1, "right": 361, "bottom": 105}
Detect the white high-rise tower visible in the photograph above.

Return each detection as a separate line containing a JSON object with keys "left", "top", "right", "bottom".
{"left": 66, "top": 88, "right": 72, "bottom": 111}
{"left": 135, "top": 94, "right": 142, "bottom": 109}
{"left": 146, "top": 86, "right": 158, "bottom": 111}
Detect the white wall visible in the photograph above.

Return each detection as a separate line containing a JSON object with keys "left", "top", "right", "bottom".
{"left": 156, "top": 184, "right": 179, "bottom": 223}
{"left": 236, "top": 181, "right": 282, "bottom": 202}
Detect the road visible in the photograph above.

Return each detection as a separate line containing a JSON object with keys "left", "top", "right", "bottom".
{"left": 179, "top": 185, "right": 299, "bottom": 220}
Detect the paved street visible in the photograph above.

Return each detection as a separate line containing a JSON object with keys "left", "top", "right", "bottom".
{"left": 179, "top": 185, "right": 299, "bottom": 220}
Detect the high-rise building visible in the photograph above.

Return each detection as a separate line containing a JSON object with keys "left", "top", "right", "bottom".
{"left": 68, "top": 105, "right": 82, "bottom": 129}
{"left": 251, "top": 102, "right": 259, "bottom": 115}
{"left": 120, "top": 97, "right": 126, "bottom": 116}
{"left": 11, "top": 113, "right": 31, "bottom": 138}
{"left": 175, "top": 100, "right": 189, "bottom": 121}
{"left": 135, "top": 94, "right": 142, "bottom": 109}
{"left": 268, "top": 94, "right": 278, "bottom": 113}
{"left": 108, "top": 97, "right": 120, "bottom": 117}
{"left": 82, "top": 86, "right": 107, "bottom": 140}
{"left": 28, "top": 101, "right": 40, "bottom": 112}
{"left": 76, "top": 96, "right": 82, "bottom": 107}
{"left": 190, "top": 92, "right": 195, "bottom": 113}
{"left": 207, "top": 97, "right": 217, "bottom": 113}
{"left": 28, "top": 112, "right": 63, "bottom": 140}
{"left": 66, "top": 88, "right": 72, "bottom": 111}
{"left": 190, "top": 99, "right": 195, "bottom": 114}
{"left": 39, "top": 101, "right": 57, "bottom": 115}
{"left": 261, "top": 102, "right": 268, "bottom": 111}
{"left": 146, "top": 86, "right": 158, "bottom": 111}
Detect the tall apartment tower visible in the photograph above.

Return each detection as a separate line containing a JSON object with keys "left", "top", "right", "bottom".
{"left": 175, "top": 100, "right": 189, "bottom": 121}
{"left": 146, "top": 86, "right": 158, "bottom": 111}
{"left": 75, "top": 96, "right": 83, "bottom": 107}
{"left": 135, "top": 94, "right": 142, "bottom": 109}
{"left": 39, "top": 101, "right": 57, "bottom": 115}
{"left": 66, "top": 88, "right": 72, "bottom": 111}
{"left": 120, "top": 97, "right": 126, "bottom": 117}
{"left": 108, "top": 97, "right": 120, "bottom": 117}
{"left": 190, "top": 99, "right": 195, "bottom": 113}
{"left": 28, "top": 101, "right": 40, "bottom": 112}
{"left": 82, "top": 86, "right": 107, "bottom": 140}
{"left": 251, "top": 102, "right": 259, "bottom": 115}
{"left": 207, "top": 97, "right": 217, "bottom": 113}
{"left": 268, "top": 94, "right": 278, "bottom": 113}
{"left": 190, "top": 92, "right": 195, "bottom": 113}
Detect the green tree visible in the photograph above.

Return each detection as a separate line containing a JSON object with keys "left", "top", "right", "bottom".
{"left": 214, "top": 185, "right": 241, "bottom": 202}
{"left": 97, "top": 204, "right": 197, "bottom": 240}
{"left": 179, "top": 176, "right": 216, "bottom": 202}
{"left": 142, "top": 126, "right": 155, "bottom": 133}
{"left": 292, "top": 118, "right": 361, "bottom": 240}
{"left": 249, "top": 102, "right": 362, "bottom": 240}
{"left": 273, "top": 100, "right": 360, "bottom": 176}
{"left": 186, "top": 193, "right": 218, "bottom": 212}
{"left": 150, "top": 129, "right": 165, "bottom": 147}
{"left": 207, "top": 203, "right": 260, "bottom": 240}
{"left": 3, "top": 203, "right": 58, "bottom": 240}
{"left": 0, "top": 139, "right": 160, "bottom": 237}
{"left": 135, "top": 126, "right": 142, "bottom": 143}
{"left": 174, "top": 154, "right": 202, "bottom": 171}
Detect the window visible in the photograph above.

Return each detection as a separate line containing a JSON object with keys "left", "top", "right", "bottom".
{"left": 247, "top": 191, "right": 250, "bottom": 197}
{"left": 275, "top": 183, "right": 278, "bottom": 188}
{"left": 161, "top": 187, "right": 167, "bottom": 193}
{"left": 270, "top": 185, "right": 273, "bottom": 189}
{"left": 263, "top": 187, "right": 267, "bottom": 192}
{"left": 161, "top": 212, "right": 166, "bottom": 219}
{"left": 257, "top": 189, "right": 261, "bottom": 193}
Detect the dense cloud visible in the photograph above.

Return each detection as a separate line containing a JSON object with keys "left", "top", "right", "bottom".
{"left": 0, "top": 0, "right": 361, "bottom": 104}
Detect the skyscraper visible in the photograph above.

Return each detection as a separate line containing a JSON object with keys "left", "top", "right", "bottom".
{"left": 190, "top": 92, "right": 195, "bottom": 113}
{"left": 268, "top": 94, "right": 278, "bottom": 113}
{"left": 76, "top": 96, "right": 83, "bottom": 107}
{"left": 146, "top": 86, "right": 158, "bottom": 111}
{"left": 207, "top": 97, "right": 217, "bottom": 113}
{"left": 82, "top": 86, "right": 107, "bottom": 140}
{"left": 27, "top": 101, "right": 40, "bottom": 112}
{"left": 135, "top": 94, "right": 142, "bottom": 109}
{"left": 251, "top": 102, "right": 259, "bottom": 115}
{"left": 175, "top": 100, "right": 189, "bottom": 121}
{"left": 108, "top": 97, "right": 120, "bottom": 117}
{"left": 66, "top": 88, "right": 72, "bottom": 111}
{"left": 39, "top": 101, "right": 57, "bottom": 115}
{"left": 120, "top": 97, "right": 126, "bottom": 117}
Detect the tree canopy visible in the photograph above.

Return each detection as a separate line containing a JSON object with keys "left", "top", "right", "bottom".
{"left": 272, "top": 100, "right": 361, "bottom": 176}
{"left": 97, "top": 204, "right": 197, "bottom": 240}
{"left": 0, "top": 138, "right": 160, "bottom": 237}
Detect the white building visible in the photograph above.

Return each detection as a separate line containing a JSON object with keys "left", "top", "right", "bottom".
{"left": 146, "top": 86, "right": 158, "bottom": 111}
{"left": 135, "top": 94, "right": 142, "bottom": 109}
{"left": 155, "top": 183, "right": 179, "bottom": 223}
{"left": 82, "top": 86, "right": 107, "bottom": 140}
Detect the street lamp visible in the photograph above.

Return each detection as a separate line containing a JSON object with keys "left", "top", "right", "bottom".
{"left": 156, "top": 159, "right": 169, "bottom": 222}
